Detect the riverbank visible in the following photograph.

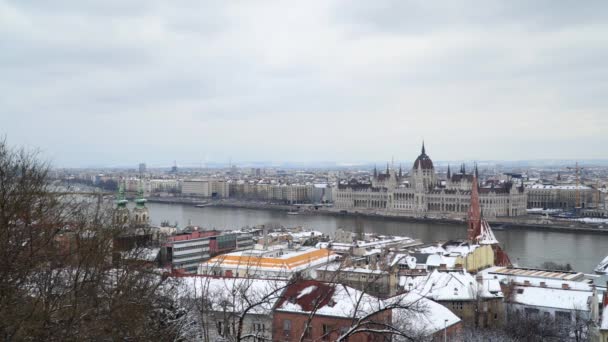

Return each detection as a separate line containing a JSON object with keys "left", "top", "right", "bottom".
{"left": 146, "top": 197, "right": 608, "bottom": 234}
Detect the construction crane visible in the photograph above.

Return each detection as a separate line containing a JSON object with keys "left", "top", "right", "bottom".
{"left": 566, "top": 162, "right": 584, "bottom": 209}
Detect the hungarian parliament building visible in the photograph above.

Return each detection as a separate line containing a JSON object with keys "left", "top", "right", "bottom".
{"left": 334, "top": 143, "right": 528, "bottom": 219}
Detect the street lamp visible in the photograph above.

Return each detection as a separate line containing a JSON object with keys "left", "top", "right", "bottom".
{"left": 444, "top": 319, "right": 448, "bottom": 342}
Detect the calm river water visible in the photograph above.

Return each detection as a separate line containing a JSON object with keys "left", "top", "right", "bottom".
{"left": 148, "top": 202, "right": 608, "bottom": 274}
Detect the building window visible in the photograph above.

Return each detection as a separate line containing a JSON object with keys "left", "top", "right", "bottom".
{"left": 217, "top": 321, "right": 223, "bottom": 336}
{"left": 322, "top": 324, "right": 332, "bottom": 340}
{"left": 303, "top": 323, "right": 312, "bottom": 339}
{"left": 283, "top": 319, "right": 291, "bottom": 336}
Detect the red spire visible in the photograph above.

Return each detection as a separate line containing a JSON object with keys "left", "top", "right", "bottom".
{"left": 468, "top": 175, "right": 481, "bottom": 242}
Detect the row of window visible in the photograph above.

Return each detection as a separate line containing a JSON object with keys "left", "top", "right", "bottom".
{"left": 282, "top": 320, "right": 348, "bottom": 341}
{"left": 216, "top": 321, "right": 266, "bottom": 337}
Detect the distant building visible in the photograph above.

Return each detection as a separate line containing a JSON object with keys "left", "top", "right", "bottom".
{"left": 229, "top": 182, "right": 314, "bottom": 204}
{"left": 334, "top": 143, "right": 527, "bottom": 219}
{"left": 199, "top": 245, "right": 337, "bottom": 279}
{"left": 138, "top": 163, "right": 146, "bottom": 173}
{"left": 163, "top": 231, "right": 217, "bottom": 273}
{"left": 162, "top": 230, "right": 255, "bottom": 273}
{"left": 181, "top": 179, "right": 229, "bottom": 198}
{"left": 483, "top": 266, "right": 599, "bottom": 332}
{"left": 527, "top": 184, "right": 598, "bottom": 210}
{"left": 400, "top": 269, "right": 505, "bottom": 328}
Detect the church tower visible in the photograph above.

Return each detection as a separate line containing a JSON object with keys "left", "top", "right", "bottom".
{"left": 113, "top": 181, "right": 130, "bottom": 226}
{"left": 132, "top": 181, "right": 149, "bottom": 227}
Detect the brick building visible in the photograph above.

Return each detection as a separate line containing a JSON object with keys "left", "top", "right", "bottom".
{"left": 272, "top": 280, "right": 391, "bottom": 341}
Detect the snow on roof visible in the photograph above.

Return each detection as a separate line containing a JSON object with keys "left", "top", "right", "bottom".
{"left": 390, "top": 292, "right": 461, "bottom": 336}
{"left": 426, "top": 254, "right": 457, "bottom": 268}
{"left": 355, "top": 236, "right": 418, "bottom": 249}
{"left": 320, "top": 262, "right": 387, "bottom": 275}
{"left": 511, "top": 286, "right": 592, "bottom": 311}
{"left": 443, "top": 242, "right": 481, "bottom": 257}
{"left": 400, "top": 270, "right": 503, "bottom": 301}
{"left": 289, "top": 230, "right": 324, "bottom": 240}
{"left": 201, "top": 247, "right": 337, "bottom": 273}
{"left": 481, "top": 266, "right": 590, "bottom": 291}
{"left": 276, "top": 280, "right": 383, "bottom": 318}
{"left": 176, "top": 277, "right": 287, "bottom": 315}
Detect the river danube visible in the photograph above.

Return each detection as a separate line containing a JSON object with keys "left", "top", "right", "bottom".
{"left": 148, "top": 202, "right": 608, "bottom": 274}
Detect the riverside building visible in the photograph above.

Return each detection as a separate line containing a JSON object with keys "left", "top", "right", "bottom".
{"left": 334, "top": 143, "right": 527, "bottom": 219}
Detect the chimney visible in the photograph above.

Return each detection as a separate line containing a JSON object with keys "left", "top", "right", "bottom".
{"left": 523, "top": 280, "right": 530, "bottom": 286}
{"left": 439, "top": 264, "right": 447, "bottom": 270}
{"left": 540, "top": 282, "right": 547, "bottom": 288}
{"left": 562, "top": 283, "right": 570, "bottom": 290}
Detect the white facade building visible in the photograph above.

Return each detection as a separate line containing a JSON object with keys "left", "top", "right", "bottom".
{"left": 334, "top": 143, "right": 527, "bottom": 219}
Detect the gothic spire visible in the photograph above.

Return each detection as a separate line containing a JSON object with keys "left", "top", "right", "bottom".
{"left": 386, "top": 162, "right": 390, "bottom": 175}
{"left": 468, "top": 172, "right": 481, "bottom": 242}
{"left": 373, "top": 164, "right": 377, "bottom": 178}
{"left": 474, "top": 163, "right": 479, "bottom": 178}
{"left": 421, "top": 140, "right": 426, "bottom": 155}
{"left": 399, "top": 164, "right": 403, "bottom": 178}
{"left": 447, "top": 164, "right": 451, "bottom": 179}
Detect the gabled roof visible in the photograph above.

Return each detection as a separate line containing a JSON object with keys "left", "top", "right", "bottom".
{"left": 275, "top": 280, "right": 383, "bottom": 318}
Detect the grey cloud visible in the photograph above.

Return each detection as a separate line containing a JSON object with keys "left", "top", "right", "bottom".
{"left": 0, "top": 0, "right": 607, "bottom": 167}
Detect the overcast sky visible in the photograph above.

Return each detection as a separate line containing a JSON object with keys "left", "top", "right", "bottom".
{"left": 1, "top": 1, "right": 607, "bottom": 167}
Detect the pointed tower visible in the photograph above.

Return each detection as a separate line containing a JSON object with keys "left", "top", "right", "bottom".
{"left": 421, "top": 140, "right": 426, "bottom": 155}
{"left": 447, "top": 165, "right": 451, "bottom": 180}
{"left": 468, "top": 174, "right": 511, "bottom": 266}
{"left": 114, "top": 180, "right": 130, "bottom": 226}
{"left": 474, "top": 163, "right": 479, "bottom": 179}
{"left": 373, "top": 165, "right": 378, "bottom": 178}
{"left": 399, "top": 164, "right": 403, "bottom": 178}
{"left": 386, "top": 162, "right": 390, "bottom": 175}
{"left": 467, "top": 175, "right": 482, "bottom": 242}
{"left": 132, "top": 180, "right": 149, "bottom": 227}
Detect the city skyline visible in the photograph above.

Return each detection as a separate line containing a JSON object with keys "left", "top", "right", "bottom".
{"left": 2, "top": 1, "right": 607, "bottom": 167}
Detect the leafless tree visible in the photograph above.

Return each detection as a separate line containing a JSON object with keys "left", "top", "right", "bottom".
{"left": 0, "top": 139, "right": 181, "bottom": 341}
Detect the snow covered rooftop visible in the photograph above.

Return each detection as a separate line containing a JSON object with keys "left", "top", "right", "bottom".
{"left": 511, "top": 286, "right": 592, "bottom": 311}
{"left": 176, "top": 277, "right": 287, "bottom": 315}
{"left": 390, "top": 292, "right": 461, "bottom": 336}
{"left": 400, "top": 270, "right": 503, "bottom": 301}
{"left": 483, "top": 266, "right": 585, "bottom": 282}
{"left": 201, "top": 247, "right": 337, "bottom": 273}
{"left": 419, "top": 241, "right": 482, "bottom": 258}
{"left": 275, "top": 280, "right": 383, "bottom": 318}
{"left": 320, "top": 262, "right": 387, "bottom": 275}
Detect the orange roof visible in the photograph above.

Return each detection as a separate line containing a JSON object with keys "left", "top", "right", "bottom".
{"left": 206, "top": 248, "right": 335, "bottom": 270}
